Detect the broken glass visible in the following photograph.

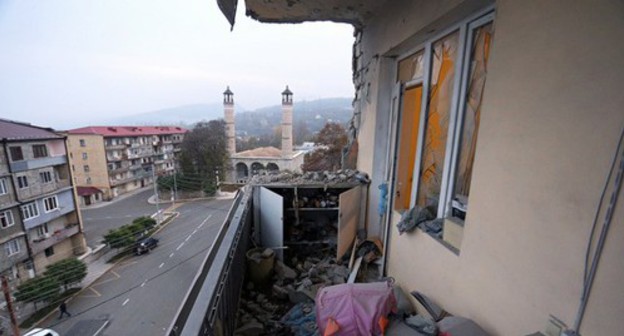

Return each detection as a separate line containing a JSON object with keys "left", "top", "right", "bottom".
{"left": 416, "top": 31, "right": 459, "bottom": 212}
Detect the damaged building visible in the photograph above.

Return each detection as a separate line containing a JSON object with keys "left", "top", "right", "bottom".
{"left": 168, "top": 1, "right": 624, "bottom": 336}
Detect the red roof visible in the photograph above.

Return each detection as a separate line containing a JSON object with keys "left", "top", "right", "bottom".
{"left": 67, "top": 126, "right": 188, "bottom": 137}
{"left": 77, "top": 186, "right": 103, "bottom": 196}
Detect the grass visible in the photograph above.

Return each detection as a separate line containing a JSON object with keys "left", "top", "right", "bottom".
{"left": 19, "top": 287, "right": 82, "bottom": 329}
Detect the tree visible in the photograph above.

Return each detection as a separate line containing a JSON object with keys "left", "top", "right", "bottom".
{"left": 302, "top": 122, "right": 348, "bottom": 171}
{"left": 45, "top": 258, "right": 87, "bottom": 291}
{"left": 15, "top": 275, "right": 60, "bottom": 310}
{"left": 179, "top": 120, "right": 228, "bottom": 195}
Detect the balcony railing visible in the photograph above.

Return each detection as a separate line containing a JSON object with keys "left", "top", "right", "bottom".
{"left": 168, "top": 188, "right": 250, "bottom": 336}
{"left": 30, "top": 224, "right": 80, "bottom": 255}
{"left": 17, "top": 179, "right": 71, "bottom": 202}
{"left": 105, "top": 144, "right": 127, "bottom": 150}
{"left": 9, "top": 155, "right": 67, "bottom": 173}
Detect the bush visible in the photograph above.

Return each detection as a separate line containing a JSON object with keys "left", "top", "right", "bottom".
{"left": 15, "top": 275, "right": 60, "bottom": 310}
{"left": 45, "top": 258, "right": 87, "bottom": 290}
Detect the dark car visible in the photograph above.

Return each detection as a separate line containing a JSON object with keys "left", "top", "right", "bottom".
{"left": 135, "top": 237, "right": 159, "bottom": 255}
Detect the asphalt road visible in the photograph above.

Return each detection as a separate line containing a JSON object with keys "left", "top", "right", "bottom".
{"left": 81, "top": 189, "right": 158, "bottom": 247}
{"left": 40, "top": 198, "right": 234, "bottom": 336}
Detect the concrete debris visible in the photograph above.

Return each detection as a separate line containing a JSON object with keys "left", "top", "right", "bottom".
{"left": 396, "top": 206, "right": 435, "bottom": 235}
{"left": 275, "top": 260, "right": 297, "bottom": 280}
{"left": 234, "top": 320, "right": 265, "bottom": 336}
{"left": 249, "top": 169, "right": 370, "bottom": 186}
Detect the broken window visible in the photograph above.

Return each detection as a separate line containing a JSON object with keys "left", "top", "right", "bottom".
{"left": 394, "top": 84, "right": 423, "bottom": 211}
{"left": 416, "top": 31, "right": 459, "bottom": 211}
{"left": 450, "top": 22, "right": 494, "bottom": 219}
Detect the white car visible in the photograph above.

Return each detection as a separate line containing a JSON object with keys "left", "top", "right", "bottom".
{"left": 24, "top": 328, "right": 60, "bottom": 336}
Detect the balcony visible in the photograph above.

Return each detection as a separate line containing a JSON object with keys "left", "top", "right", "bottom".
{"left": 30, "top": 224, "right": 80, "bottom": 255}
{"left": 109, "top": 165, "right": 130, "bottom": 174}
{"left": 17, "top": 180, "right": 71, "bottom": 203}
{"left": 105, "top": 144, "right": 127, "bottom": 150}
{"left": 9, "top": 155, "right": 67, "bottom": 173}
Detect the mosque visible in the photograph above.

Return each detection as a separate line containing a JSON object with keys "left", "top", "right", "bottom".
{"left": 223, "top": 86, "right": 305, "bottom": 183}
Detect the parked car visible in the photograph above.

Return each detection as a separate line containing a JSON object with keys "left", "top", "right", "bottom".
{"left": 135, "top": 237, "right": 159, "bottom": 255}
{"left": 24, "top": 328, "right": 60, "bottom": 336}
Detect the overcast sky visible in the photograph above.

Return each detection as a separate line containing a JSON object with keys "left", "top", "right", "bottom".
{"left": 0, "top": 0, "right": 354, "bottom": 129}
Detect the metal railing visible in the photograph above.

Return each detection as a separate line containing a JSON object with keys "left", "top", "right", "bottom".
{"left": 167, "top": 187, "right": 252, "bottom": 336}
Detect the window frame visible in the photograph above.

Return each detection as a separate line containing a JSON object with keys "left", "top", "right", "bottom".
{"left": 21, "top": 202, "right": 39, "bottom": 220}
{"left": 0, "top": 178, "right": 7, "bottom": 195}
{"left": 388, "top": 9, "right": 495, "bottom": 228}
{"left": 9, "top": 146, "right": 23, "bottom": 161}
{"left": 0, "top": 210, "right": 15, "bottom": 229}
{"left": 32, "top": 144, "right": 48, "bottom": 158}
{"left": 17, "top": 175, "right": 28, "bottom": 189}
{"left": 79, "top": 139, "right": 86, "bottom": 147}
{"left": 43, "top": 196, "right": 59, "bottom": 213}
{"left": 4, "top": 239, "right": 20, "bottom": 256}
{"left": 82, "top": 152, "right": 88, "bottom": 160}
{"left": 40, "top": 171, "right": 53, "bottom": 184}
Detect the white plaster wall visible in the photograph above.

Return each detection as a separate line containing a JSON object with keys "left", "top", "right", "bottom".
{"left": 359, "top": 0, "right": 624, "bottom": 334}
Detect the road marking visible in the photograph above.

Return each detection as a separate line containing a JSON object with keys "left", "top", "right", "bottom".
{"left": 198, "top": 214, "right": 212, "bottom": 229}
{"left": 192, "top": 229, "right": 198, "bottom": 235}
{"left": 79, "top": 287, "right": 101, "bottom": 298}
{"left": 176, "top": 242, "right": 184, "bottom": 250}
{"left": 159, "top": 262, "right": 164, "bottom": 268}
{"left": 141, "top": 280, "right": 147, "bottom": 287}
{"left": 105, "top": 216, "right": 112, "bottom": 219}
{"left": 92, "top": 271, "right": 121, "bottom": 287}
{"left": 185, "top": 235, "right": 191, "bottom": 242}
{"left": 169, "top": 253, "right": 174, "bottom": 258}
{"left": 122, "top": 298, "right": 130, "bottom": 306}
{"left": 93, "top": 320, "right": 109, "bottom": 336}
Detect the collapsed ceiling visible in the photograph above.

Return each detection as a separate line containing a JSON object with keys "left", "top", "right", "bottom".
{"left": 217, "top": 0, "right": 386, "bottom": 29}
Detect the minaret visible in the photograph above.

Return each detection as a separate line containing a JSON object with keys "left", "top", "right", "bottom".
{"left": 281, "top": 86, "right": 293, "bottom": 158}
{"left": 223, "top": 86, "right": 236, "bottom": 155}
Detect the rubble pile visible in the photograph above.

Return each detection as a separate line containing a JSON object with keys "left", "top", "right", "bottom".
{"left": 249, "top": 169, "right": 370, "bottom": 185}
{"left": 236, "top": 240, "right": 384, "bottom": 336}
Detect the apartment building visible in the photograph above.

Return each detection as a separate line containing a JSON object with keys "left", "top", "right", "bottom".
{"left": 66, "top": 126, "right": 187, "bottom": 204}
{"left": 0, "top": 119, "right": 86, "bottom": 281}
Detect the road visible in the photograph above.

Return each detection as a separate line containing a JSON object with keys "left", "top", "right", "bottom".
{"left": 81, "top": 189, "right": 158, "bottom": 247}
{"left": 39, "top": 198, "right": 234, "bottom": 336}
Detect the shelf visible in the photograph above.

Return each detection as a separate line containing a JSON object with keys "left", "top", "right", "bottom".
{"left": 286, "top": 207, "right": 339, "bottom": 211}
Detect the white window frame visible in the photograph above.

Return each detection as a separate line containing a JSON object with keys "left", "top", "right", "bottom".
{"left": 43, "top": 196, "right": 59, "bottom": 213}
{"left": 389, "top": 9, "right": 495, "bottom": 221}
{"left": 36, "top": 223, "right": 49, "bottom": 238}
{"left": 4, "top": 239, "right": 20, "bottom": 256}
{"left": 40, "top": 171, "right": 53, "bottom": 184}
{"left": 0, "top": 178, "right": 7, "bottom": 195}
{"left": 1, "top": 210, "right": 15, "bottom": 228}
{"left": 21, "top": 202, "right": 39, "bottom": 220}
{"left": 17, "top": 175, "right": 28, "bottom": 189}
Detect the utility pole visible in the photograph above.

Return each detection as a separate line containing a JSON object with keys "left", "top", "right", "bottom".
{"left": 173, "top": 169, "right": 178, "bottom": 202}
{"left": 152, "top": 165, "right": 160, "bottom": 224}
{"left": 1, "top": 276, "right": 20, "bottom": 336}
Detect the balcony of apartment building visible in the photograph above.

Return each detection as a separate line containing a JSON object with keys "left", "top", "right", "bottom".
{"left": 15, "top": 166, "right": 72, "bottom": 202}
{"left": 9, "top": 151, "right": 67, "bottom": 174}
{"left": 108, "top": 162, "right": 130, "bottom": 175}
{"left": 29, "top": 222, "right": 80, "bottom": 255}
{"left": 105, "top": 142, "right": 128, "bottom": 150}
{"left": 106, "top": 153, "right": 128, "bottom": 162}
{"left": 22, "top": 189, "right": 76, "bottom": 231}
{"left": 0, "top": 234, "right": 29, "bottom": 274}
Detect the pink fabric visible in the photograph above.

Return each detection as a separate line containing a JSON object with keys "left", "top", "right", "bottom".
{"left": 316, "top": 282, "right": 397, "bottom": 336}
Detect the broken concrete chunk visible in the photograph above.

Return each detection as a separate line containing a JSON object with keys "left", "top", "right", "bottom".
{"left": 274, "top": 260, "right": 297, "bottom": 280}
{"left": 272, "top": 285, "right": 289, "bottom": 300}
{"left": 261, "top": 248, "right": 275, "bottom": 258}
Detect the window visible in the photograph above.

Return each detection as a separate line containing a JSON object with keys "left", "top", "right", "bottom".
{"left": 391, "top": 12, "right": 495, "bottom": 235}
{"left": 79, "top": 139, "right": 86, "bottom": 147}
{"left": 9, "top": 146, "right": 23, "bottom": 161}
{"left": 0, "top": 178, "right": 7, "bottom": 195}
{"left": 86, "top": 177, "right": 92, "bottom": 184}
{"left": 45, "top": 246, "right": 55, "bottom": 257}
{"left": 1, "top": 210, "right": 14, "bottom": 228}
{"left": 17, "top": 176, "right": 28, "bottom": 189}
{"left": 32, "top": 144, "right": 48, "bottom": 158}
{"left": 40, "top": 171, "right": 53, "bottom": 184}
{"left": 4, "top": 239, "right": 20, "bottom": 256}
{"left": 36, "top": 223, "right": 49, "bottom": 238}
{"left": 82, "top": 153, "right": 88, "bottom": 160}
{"left": 84, "top": 165, "right": 90, "bottom": 172}
{"left": 72, "top": 165, "right": 75, "bottom": 172}
{"left": 43, "top": 196, "right": 59, "bottom": 212}
{"left": 21, "top": 202, "right": 39, "bottom": 220}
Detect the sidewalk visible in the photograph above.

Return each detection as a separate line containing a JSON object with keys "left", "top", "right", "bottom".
{"left": 81, "top": 186, "right": 153, "bottom": 210}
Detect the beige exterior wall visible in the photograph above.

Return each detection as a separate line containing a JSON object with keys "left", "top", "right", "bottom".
{"left": 32, "top": 236, "right": 76, "bottom": 273}
{"left": 354, "top": 0, "right": 624, "bottom": 335}
{"left": 67, "top": 134, "right": 110, "bottom": 197}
